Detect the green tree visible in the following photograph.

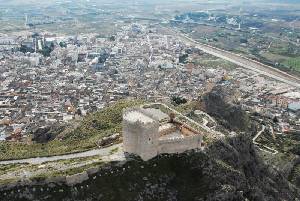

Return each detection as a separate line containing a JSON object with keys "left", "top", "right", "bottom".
{"left": 172, "top": 96, "right": 187, "bottom": 105}
{"left": 59, "top": 41, "right": 67, "bottom": 48}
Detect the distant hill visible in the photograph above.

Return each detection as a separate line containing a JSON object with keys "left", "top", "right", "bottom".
{"left": 260, "top": 0, "right": 300, "bottom": 3}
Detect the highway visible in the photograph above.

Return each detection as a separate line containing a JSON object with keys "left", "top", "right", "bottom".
{"left": 175, "top": 31, "right": 300, "bottom": 88}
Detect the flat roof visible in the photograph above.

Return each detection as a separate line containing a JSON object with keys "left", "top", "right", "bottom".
{"left": 144, "top": 108, "right": 169, "bottom": 121}
{"left": 289, "top": 102, "right": 300, "bottom": 111}
{"left": 124, "top": 111, "right": 154, "bottom": 123}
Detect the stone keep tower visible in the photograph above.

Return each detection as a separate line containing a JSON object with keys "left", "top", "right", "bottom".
{"left": 122, "top": 108, "right": 159, "bottom": 160}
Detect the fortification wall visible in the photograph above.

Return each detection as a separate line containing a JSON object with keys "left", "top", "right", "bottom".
{"left": 122, "top": 120, "right": 139, "bottom": 153}
{"left": 135, "top": 121, "right": 159, "bottom": 161}
{"left": 122, "top": 106, "right": 204, "bottom": 161}
{"left": 158, "top": 135, "right": 202, "bottom": 155}
{"left": 122, "top": 107, "right": 160, "bottom": 161}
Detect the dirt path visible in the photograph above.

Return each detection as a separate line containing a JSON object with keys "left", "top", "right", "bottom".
{"left": 0, "top": 144, "right": 123, "bottom": 165}
{"left": 252, "top": 125, "right": 278, "bottom": 155}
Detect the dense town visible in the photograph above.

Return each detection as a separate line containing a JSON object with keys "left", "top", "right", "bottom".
{"left": 0, "top": 23, "right": 299, "bottom": 143}
{"left": 0, "top": 24, "right": 300, "bottom": 143}
{"left": 1, "top": 0, "right": 300, "bottom": 200}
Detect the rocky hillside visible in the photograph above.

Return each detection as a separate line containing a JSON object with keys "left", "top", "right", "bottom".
{"left": 1, "top": 134, "right": 298, "bottom": 201}
{"left": 0, "top": 90, "right": 298, "bottom": 201}
{"left": 202, "top": 84, "right": 253, "bottom": 132}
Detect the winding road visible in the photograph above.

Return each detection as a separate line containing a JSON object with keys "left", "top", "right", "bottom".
{"left": 253, "top": 125, "right": 266, "bottom": 142}
{"left": 253, "top": 125, "right": 278, "bottom": 155}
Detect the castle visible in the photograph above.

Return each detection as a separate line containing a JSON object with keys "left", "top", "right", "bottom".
{"left": 122, "top": 104, "right": 203, "bottom": 160}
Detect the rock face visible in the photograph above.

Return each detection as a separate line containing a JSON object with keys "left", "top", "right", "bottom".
{"left": 206, "top": 134, "right": 299, "bottom": 201}
{"left": 66, "top": 172, "right": 89, "bottom": 186}
{"left": 32, "top": 125, "right": 65, "bottom": 143}
{"left": 1, "top": 134, "right": 298, "bottom": 201}
{"left": 203, "top": 85, "right": 250, "bottom": 132}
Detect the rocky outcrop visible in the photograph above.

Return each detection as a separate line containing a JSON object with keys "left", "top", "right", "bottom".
{"left": 66, "top": 172, "right": 89, "bottom": 186}
{"left": 206, "top": 134, "right": 299, "bottom": 200}
{"left": 31, "top": 125, "right": 66, "bottom": 143}
{"left": 203, "top": 85, "right": 251, "bottom": 132}
{"left": 97, "top": 133, "right": 121, "bottom": 147}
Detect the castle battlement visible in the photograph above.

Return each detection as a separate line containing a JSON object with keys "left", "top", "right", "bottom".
{"left": 122, "top": 105, "right": 204, "bottom": 161}
{"left": 159, "top": 135, "right": 202, "bottom": 144}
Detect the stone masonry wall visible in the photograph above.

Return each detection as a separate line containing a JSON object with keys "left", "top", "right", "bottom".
{"left": 123, "top": 107, "right": 203, "bottom": 161}
{"left": 136, "top": 122, "right": 159, "bottom": 161}
{"left": 123, "top": 108, "right": 160, "bottom": 161}
{"left": 158, "top": 135, "right": 202, "bottom": 155}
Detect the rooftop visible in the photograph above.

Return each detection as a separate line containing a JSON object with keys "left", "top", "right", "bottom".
{"left": 124, "top": 110, "right": 154, "bottom": 123}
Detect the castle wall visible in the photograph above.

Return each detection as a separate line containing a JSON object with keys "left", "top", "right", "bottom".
{"left": 122, "top": 120, "right": 139, "bottom": 154}
{"left": 136, "top": 122, "right": 159, "bottom": 161}
{"left": 122, "top": 108, "right": 160, "bottom": 161}
{"left": 122, "top": 107, "right": 203, "bottom": 161}
{"left": 158, "top": 135, "right": 202, "bottom": 155}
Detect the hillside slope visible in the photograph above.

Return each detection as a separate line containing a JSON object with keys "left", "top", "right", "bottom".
{"left": 2, "top": 134, "right": 298, "bottom": 201}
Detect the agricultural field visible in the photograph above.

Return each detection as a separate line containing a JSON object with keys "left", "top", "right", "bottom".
{"left": 283, "top": 57, "right": 300, "bottom": 71}
{"left": 171, "top": 5, "right": 300, "bottom": 76}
